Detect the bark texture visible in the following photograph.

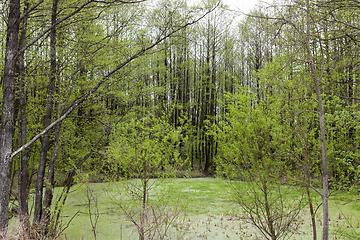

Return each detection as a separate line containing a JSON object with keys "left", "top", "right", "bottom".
{"left": 18, "top": 0, "right": 31, "bottom": 231}
{"left": 305, "top": 0, "right": 329, "bottom": 239}
{"left": 0, "top": 0, "right": 20, "bottom": 231}
{"left": 34, "top": 0, "right": 58, "bottom": 224}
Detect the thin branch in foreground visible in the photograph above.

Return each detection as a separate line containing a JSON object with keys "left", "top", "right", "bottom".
{"left": 10, "top": 2, "right": 218, "bottom": 162}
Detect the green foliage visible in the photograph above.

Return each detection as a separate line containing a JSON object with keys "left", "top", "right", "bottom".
{"left": 216, "top": 90, "right": 292, "bottom": 179}
{"left": 215, "top": 90, "right": 305, "bottom": 239}
{"left": 324, "top": 95, "right": 360, "bottom": 189}
{"left": 1, "top": 0, "right": 360, "bottom": 237}
{"left": 106, "top": 117, "right": 189, "bottom": 239}
{"left": 108, "top": 116, "right": 184, "bottom": 179}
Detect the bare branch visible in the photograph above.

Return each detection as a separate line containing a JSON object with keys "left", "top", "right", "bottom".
{"left": 10, "top": 3, "right": 218, "bottom": 162}
{"left": 335, "top": 94, "right": 360, "bottom": 101}
{"left": 17, "top": 0, "right": 94, "bottom": 56}
{"left": 19, "top": 0, "right": 44, "bottom": 21}
{"left": 328, "top": 9, "right": 360, "bottom": 30}
{"left": 68, "top": 116, "right": 111, "bottom": 129}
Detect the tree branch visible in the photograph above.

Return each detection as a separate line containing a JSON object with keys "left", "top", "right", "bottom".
{"left": 17, "top": 0, "right": 94, "bottom": 56}
{"left": 10, "top": 2, "right": 218, "bottom": 161}
{"left": 19, "top": 0, "right": 44, "bottom": 21}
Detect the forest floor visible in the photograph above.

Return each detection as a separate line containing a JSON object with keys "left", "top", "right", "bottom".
{"left": 47, "top": 178, "right": 360, "bottom": 239}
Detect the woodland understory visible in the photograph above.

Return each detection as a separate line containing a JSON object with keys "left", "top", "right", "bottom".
{"left": 0, "top": 0, "right": 360, "bottom": 239}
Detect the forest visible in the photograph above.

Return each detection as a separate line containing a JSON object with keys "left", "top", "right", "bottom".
{"left": 0, "top": 0, "right": 360, "bottom": 239}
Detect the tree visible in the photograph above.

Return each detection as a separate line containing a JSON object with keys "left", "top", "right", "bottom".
{"left": 33, "top": 0, "right": 59, "bottom": 226}
{"left": 108, "top": 117, "right": 184, "bottom": 240}
{"left": 303, "top": 1, "right": 330, "bottom": 237}
{"left": 0, "top": 0, "right": 219, "bottom": 233}
{"left": 0, "top": 0, "right": 21, "bottom": 231}
{"left": 241, "top": 1, "right": 333, "bottom": 237}
{"left": 17, "top": 0, "right": 31, "bottom": 233}
{"left": 216, "top": 91, "right": 304, "bottom": 240}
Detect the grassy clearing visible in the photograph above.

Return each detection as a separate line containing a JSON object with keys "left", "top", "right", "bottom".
{"left": 49, "top": 178, "right": 360, "bottom": 239}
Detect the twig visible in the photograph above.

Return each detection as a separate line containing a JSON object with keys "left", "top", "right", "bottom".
{"left": 56, "top": 210, "right": 80, "bottom": 238}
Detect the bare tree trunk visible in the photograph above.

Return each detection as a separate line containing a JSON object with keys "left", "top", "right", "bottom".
{"left": 0, "top": 0, "right": 20, "bottom": 231}
{"left": 34, "top": 0, "right": 58, "bottom": 225}
{"left": 139, "top": 179, "right": 147, "bottom": 240}
{"left": 18, "top": 0, "right": 30, "bottom": 232}
{"left": 203, "top": 29, "right": 211, "bottom": 174}
{"left": 303, "top": 135, "right": 317, "bottom": 240}
{"left": 305, "top": 0, "right": 329, "bottom": 239}
{"left": 41, "top": 120, "right": 62, "bottom": 230}
{"left": 306, "top": 185, "right": 317, "bottom": 240}
{"left": 41, "top": 45, "right": 63, "bottom": 230}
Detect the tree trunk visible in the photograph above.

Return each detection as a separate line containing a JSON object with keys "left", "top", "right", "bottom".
{"left": 0, "top": 0, "right": 20, "bottom": 231}
{"left": 203, "top": 31, "right": 211, "bottom": 174}
{"left": 303, "top": 134, "right": 317, "bottom": 240}
{"left": 34, "top": 0, "right": 58, "bottom": 224}
{"left": 305, "top": 0, "right": 329, "bottom": 239}
{"left": 41, "top": 119, "right": 62, "bottom": 231}
{"left": 263, "top": 181, "right": 276, "bottom": 240}
{"left": 18, "top": 0, "right": 30, "bottom": 232}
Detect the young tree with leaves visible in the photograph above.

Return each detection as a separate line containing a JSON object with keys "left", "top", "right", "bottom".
{"left": 108, "top": 116, "right": 184, "bottom": 240}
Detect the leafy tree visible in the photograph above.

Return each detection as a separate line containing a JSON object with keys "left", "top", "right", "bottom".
{"left": 108, "top": 116, "right": 185, "bottom": 240}
{"left": 216, "top": 91, "right": 304, "bottom": 240}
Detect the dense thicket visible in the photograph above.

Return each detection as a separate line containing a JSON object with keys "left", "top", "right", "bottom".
{"left": 0, "top": 0, "right": 359, "bottom": 238}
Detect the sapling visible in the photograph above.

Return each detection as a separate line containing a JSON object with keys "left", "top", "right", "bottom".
{"left": 108, "top": 116, "right": 187, "bottom": 240}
